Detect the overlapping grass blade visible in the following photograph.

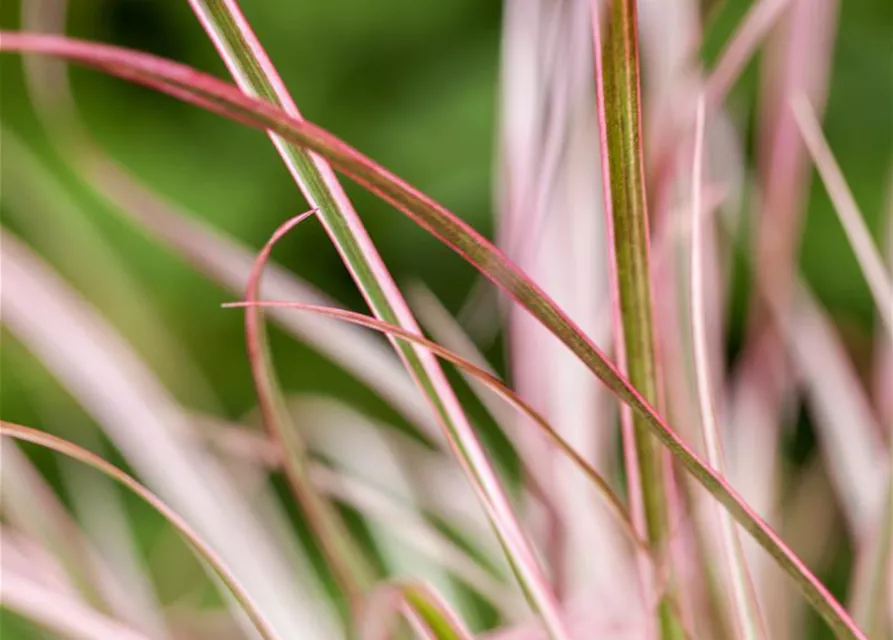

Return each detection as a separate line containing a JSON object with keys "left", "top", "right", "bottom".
{"left": 180, "top": 4, "right": 567, "bottom": 631}
{"left": 0, "top": 33, "right": 867, "bottom": 639}
{"left": 0, "top": 421, "right": 282, "bottom": 640}
{"left": 689, "top": 96, "right": 765, "bottom": 639}
{"left": 224, "top": 298, "right": 645, "bottom": 552}
{"left": 360, "top": 581, "right": 475, "bottom": 640}
{"left": 242, "top": 211, "right": 375, "bottom": 606}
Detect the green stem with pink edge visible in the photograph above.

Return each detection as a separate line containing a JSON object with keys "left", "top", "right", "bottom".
{"left": 592, "top": 0, "right": 682, "bottom": 636}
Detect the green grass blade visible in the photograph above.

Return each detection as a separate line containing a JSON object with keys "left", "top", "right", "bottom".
{"left": 243, "top": 213, "right": 376, "bottom": 611}
{"left": 181, "top": 4, "right": 568, "bottom": 634}
{"left": 591, "top": 1, "right": 678, "bottom": 635}
{"left": 361, "top": 581, "right": 475, "bottom": 640}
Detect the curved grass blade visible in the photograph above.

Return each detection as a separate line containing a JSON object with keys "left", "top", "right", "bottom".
{"left": 224, "top": 299, "right": 645, "bottom": 554}
{"left": 242, "top": 211, "right": 375, "bottom": 608}
{"left": 360, "top": 581, "right": 475, "bottom": 640}
{"left": 177, "top": 3, "right": 568, "bottom": 630}
{"left": 0, "top": 421, "right": 282, "bottom": 640}
{"left": 0, "top": 33, "right": 866, "bottom": 639}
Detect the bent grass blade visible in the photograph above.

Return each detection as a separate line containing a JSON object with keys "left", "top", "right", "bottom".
{"left": 0, "top": 422, "right": 282, "bottom": 640}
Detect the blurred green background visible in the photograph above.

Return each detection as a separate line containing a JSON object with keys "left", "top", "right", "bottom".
{"left": 1, "top": 0, "right": 891, "bottom": 637}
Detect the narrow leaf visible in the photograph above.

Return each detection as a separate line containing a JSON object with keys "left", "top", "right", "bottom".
{"left": 0, "top": 421, "right": 281, "bottom": 640}
{"left": 179, "top": 4, "right": 568, "bottom": 631}
{"left": 243, "top": 212, "right": 375, "bottom": 606}
{"left": 224, "top": 298, "right": 645, "bottom": 553}
{"left": 791, "top": 94, "right": 893, "bottom": 333}
{"left": 690, "top": 96, "right": 765, "bottom": 639}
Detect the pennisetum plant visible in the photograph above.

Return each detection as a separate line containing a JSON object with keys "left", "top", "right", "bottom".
{"left": 1, "top": 1, "right": 889, "bottom": 639}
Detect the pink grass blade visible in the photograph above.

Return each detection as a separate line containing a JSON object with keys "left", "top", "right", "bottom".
{"left": 690, "top": 96, "right": 766, "bottom": 640}
{"left": 1, "top": 228, "right": 336, "bottom": 638}
{"left": 243, "top": 212, "right": 375, "bottom": 607}
{"left": 0, "top": 441, "right": 110, "bottom": 612}
{"left": 0, "top": 34, "right": 870, "bottom": 638}
{"left": 704, "top": 0, "right": 793, "bottom": 109}
{"left": 360, "top": 581, "right": 475, "bottom": 640}
{"left": 224, "top": 298, "right": 646, "bottom": 554}
{"left": 791, "top": 94, "right": 893, "bottom": 333}
{"left": 0, "top": 567, "right": 152, "bottom": 640}
{"left": 308, "top": 463, "right": 519, "bottom": 617}
{"left": 16, "top": 1, "right": 441, "bottom": 446}
{"left": 0, "top": 421, "right": 282, "bottom": 640}
{"left": 181, "top": 5, "right": 568, "bottom": 631}
{"left": 496, "top": 0, "right": 621, "bottom": 603}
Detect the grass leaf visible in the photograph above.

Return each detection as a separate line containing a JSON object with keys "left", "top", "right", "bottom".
{"left": 243, "top": 212, "right": 376, "bottom": 609}
{"left": 224, "top": 298, "right": 646, "bottom": 553}
{"left": 690, "top": 96, "right": 765, "bottom": 639}
{"left": 0, "top": 421, "right": 282, "bottom": 640}
{"left": 180, "top": 4, "right": 568, "bottom": 632}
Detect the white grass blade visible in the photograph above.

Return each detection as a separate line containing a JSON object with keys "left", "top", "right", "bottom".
{"left": 690, "top": 96, "right": 765, "bottom": 640}
{"left": 0, "top": 231, "right": 337, "bottom": 638}
{"left": 785, "top": 287, "right": 888, "bottom": 536}
{"left": 791, "top": 94, "right": 893, "bottom": 333}
{"left": 0, "top": 567, "right": 153, "bottom": 640}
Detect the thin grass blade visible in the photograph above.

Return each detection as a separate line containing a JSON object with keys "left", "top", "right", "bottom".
{"left": 180, "top": 5, "right": 567, "bottom": 630}
{"left": 224, "top": 298, "right": 645, "bottom": 553}
{"left": 360, "top": 581, "right": 475, "bottom": 640}
{"left": 690, "top": 96, "right": 765, "bottom": 640}
{"left": 242, "top": 212, "right": 375, "bottom": 608}
{"left": 0, "top": 421, "right": 282, "bottom": 640}
{"left": 791, "top": 94, "right": 893, "bottom": 333}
